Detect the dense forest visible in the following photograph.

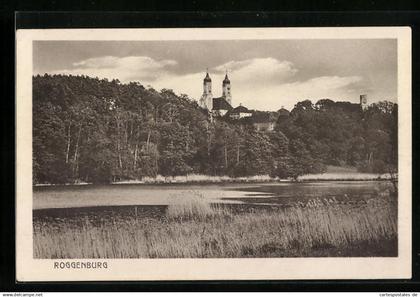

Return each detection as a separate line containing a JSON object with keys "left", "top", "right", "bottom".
{"left": 33, "top": 74, "right": 398, "bottom": 184}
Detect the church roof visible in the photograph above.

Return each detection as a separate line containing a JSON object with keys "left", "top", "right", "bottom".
{"left": 212, "top": 97, "right": 232, "bottom": 111}
{"left": 223, "top": 74, "right": 230, "bottom": 84}
{"left": 204, "top": 72, "right": 211, "bottom": 82}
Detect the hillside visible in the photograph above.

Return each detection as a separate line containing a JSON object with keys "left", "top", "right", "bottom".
{"left": 33, "top": 74, "right": 398, "bottom": 184}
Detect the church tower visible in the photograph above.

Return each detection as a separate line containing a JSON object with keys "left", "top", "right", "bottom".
{"left": 222, "top": 71, "right": 232, "bottom": 105}
{"left": 360, "top": 94, "right": 368, "bottom": 111}
{"left": 200, "top": 71, "right": 213, "bottom": 110}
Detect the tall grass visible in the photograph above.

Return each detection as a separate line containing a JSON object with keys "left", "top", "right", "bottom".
{"left": 33, "top": 192, "right": 397, "bottom": 258}
{"left": 113, "top": 174, "right": 280, "bottom": 185}
{"left": 166, "top": 190, "right": 231, "bottom": 221}
{"left": 298, "top": 172, "right": 393, "bottom": 181}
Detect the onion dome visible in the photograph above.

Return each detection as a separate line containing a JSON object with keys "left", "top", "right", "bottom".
{"left": 223, "top": 73, "right": 230, "bottom": 84}
{"left": 204, "top": 72, "right": 211, "bottom": 82}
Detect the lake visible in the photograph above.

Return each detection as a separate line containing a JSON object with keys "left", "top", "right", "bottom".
{"left": 33, "top": 181, "right": 392, "bottom": 210}
{"left": 33, "top": 180, "right": 398, "bottom": 258}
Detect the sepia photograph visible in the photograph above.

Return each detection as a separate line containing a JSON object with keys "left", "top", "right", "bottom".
{"left": 16, "top": 27, "right": 411, "bottom": 281}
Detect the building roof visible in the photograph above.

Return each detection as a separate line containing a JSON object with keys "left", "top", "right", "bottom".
{"left": 252, "top": 112, "right": 276, "bottom": 123}
{"left": 231, "top": 105, "right": 251, "bottom": 114}
{"left": 277, "top": 107, "right": 290, "bottom": 116}
{"left": 204, "top": 72, "right": 211, "bottom": 83}
{"left": 212, "top": 97, "right": 232, "bottom": 111}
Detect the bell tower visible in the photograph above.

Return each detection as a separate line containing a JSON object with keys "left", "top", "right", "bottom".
{"left": 222, "top": 70, "right": 232, "bottom": 105}
{"left": 360, "top": 94, "right": 368, "bottom": 111}
{"left": 200, "top": 70, "right": 213, "bottom": 110}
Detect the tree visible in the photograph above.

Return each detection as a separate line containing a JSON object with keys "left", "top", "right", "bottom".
{"left": 32, "top": 74, "right": 398, "bottom": 184}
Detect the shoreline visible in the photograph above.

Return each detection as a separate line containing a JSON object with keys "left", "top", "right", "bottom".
{"left": 34, "top": 173, "right": 395, "bottom": 187}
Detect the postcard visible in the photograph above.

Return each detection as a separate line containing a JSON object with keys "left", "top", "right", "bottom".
{"left": 16, "top": 27, "right": 411, "bottom": 281}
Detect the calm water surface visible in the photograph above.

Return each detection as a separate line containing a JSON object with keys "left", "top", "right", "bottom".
{"left": 33, "top": 181, "right": 392, "bottom": 210}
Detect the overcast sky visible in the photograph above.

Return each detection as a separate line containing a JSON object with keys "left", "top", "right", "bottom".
{"left": 33, "top": 39, "right": 397, "bottom": 111}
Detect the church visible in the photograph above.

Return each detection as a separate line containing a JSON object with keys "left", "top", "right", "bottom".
{"left": 199, "top": 71, "right": 252, "bottom": 119}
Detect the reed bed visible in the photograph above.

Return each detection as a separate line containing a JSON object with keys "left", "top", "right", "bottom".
{"left": 113, "top": 174, "right": 280, "bottom": 185}
{"left": 165, "top": 190, "right": 231, "bottom": 221}
{"left": 298, "top": 172, "right": 393, "bottom": 181}
{"left": 33, "top": 191, "right": 397, "bottom": 258}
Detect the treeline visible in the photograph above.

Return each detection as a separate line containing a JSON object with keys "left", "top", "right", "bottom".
{"left": 33, "top": 74, "right": 397, "bottom": 184}
{"left": 277, "top": 99, "right": 398, "bottom": 175}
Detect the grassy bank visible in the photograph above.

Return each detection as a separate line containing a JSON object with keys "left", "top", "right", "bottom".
{"left": 35, "top": 169, "right": 396, "bottom": 186}
{"left": 34, "top": 174, "right": 283, "bottom": 187}
{"left": 297, "top": 172, "right": 393, "bottom": 181}
{"left": 33, "top": 193, "right": 397, "bottom": 258}
{"left": 297, "top": 165, "right": 394, "bottom": 181}
{"left": 113, "top": 174, "right": 283, "bottom": 185}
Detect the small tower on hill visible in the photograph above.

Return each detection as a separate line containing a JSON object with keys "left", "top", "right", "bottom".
{"left": 360, "top": 94, "right": 368, "bottom": 111}
{"left": 200, "top": 70, "right": 213, "bottom": 110}
{"left": 222, "top": 71, "right": 232, "bottom": 105}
